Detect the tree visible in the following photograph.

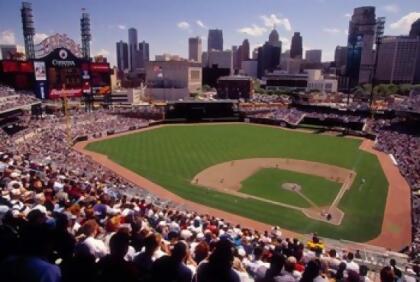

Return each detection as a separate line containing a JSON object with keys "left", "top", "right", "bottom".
{"left": 386, "top": 84, "right": 399, "bottom": 95}
{"left": 398, "top": 84, "right": 413, "bottom": 96}
{"left": 201, "top": 84, "right": 212, "bottom": 92}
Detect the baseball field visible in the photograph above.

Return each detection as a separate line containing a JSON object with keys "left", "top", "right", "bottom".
{"left": 86, "top": 123, "right": 388, "bottom": 242}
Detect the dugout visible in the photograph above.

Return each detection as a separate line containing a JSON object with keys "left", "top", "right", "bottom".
{"left": 164, "top": 100, "right": 240, "bottom": 122}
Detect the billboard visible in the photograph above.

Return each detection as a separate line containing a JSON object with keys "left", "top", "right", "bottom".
{"left": 34, "top": 61, "right": 47, "bottom": 81}
{"left": 49, "top": 88, "right": 82, "bottom": 99}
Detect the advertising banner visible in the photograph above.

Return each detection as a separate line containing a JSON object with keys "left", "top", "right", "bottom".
{"left": 49, "top": 88, "right": 83, "bottom": 99}
{"left": 34, "top": 61, "right": 47, "bottom": 81}
{"left": 35, "top": 81, "right": 48, "bottom": 99}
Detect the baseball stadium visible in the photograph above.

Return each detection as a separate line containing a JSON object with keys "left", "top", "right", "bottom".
{"left": 0, "top": 1, "right": 419, "bottom": 282}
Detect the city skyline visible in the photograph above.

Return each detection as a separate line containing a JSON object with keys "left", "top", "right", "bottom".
{"left": 0, "top": 0, "right": 419, "bottom": 66}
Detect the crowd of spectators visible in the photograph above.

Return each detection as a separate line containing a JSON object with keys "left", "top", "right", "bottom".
{"left": 392, "top": 91, "right": 420, "bottom": 114}
{"left": 247, "top": 107, "right": 366, "bottom": 126}
{"left": 303, "top": 110, "right": 366, "bottom": 123}
{"left": 370, "top": 118, "right": 420, "bottom": 261}
{"left": 0, "top": 85, "right": 40, "bottom": 113}
{"left": 0, "top": 108, "right": 417, "bottom": 281}
{"left": 251, "top": 108, "right": 305, "bottom": 126}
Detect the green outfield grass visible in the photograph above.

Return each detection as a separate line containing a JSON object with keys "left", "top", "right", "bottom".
{"left": 86, "top": 124, "right": 388, "bottom": 242}
{"left": 240, "top": 168, "right": 342, "bottom": 208}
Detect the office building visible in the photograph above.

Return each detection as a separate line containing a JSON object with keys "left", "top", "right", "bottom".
{"left": 269, "top": 29, "right": 280, "bottom": 45}
{"left": 257, "top": 28, "right": 282, "bottom": 78}
{"left": 264, "top": 71, "right": 308, "bottom": 91}
{"left": 286, "top": 58, "right": 302, "bottom": 74}
{"left": 0, "top": 44, "right": 17, "bottom": 60}
{"left": 208, "top": 29, "right": 223, "bottom": 51}
{"left": 240, "top": 60, "right": 258, "bottom": 78}
{"left": 128, "top": 28, "right": 139, "bottom": 71}
{"left": 138, "top": 41, "right": 149, "bottom": 68}
{"left": 376, "top": 36, "right": 420, "bottom": 84}
{"left": 257, "top": 43, "right": 281, "bottom": 78}
{"left": 145, "top": 60, "right": 202, "bottom": 101}
{"left": 334, "top": 46, "right": 347, "bottom": 75}
{"left": 241, "top": 39, "right": 250, "bottom": 61}
{"left": 305, "top": 49, "right": 322, "bottom": 64}
{"left": 410, "top": 19, "right": 420, "bottom": 38}
{"left": 290, "top": 32, "right": 303, "bottom": 59}
{"left": 155, "top": 53, "right": 184, "bottom": 61}
{"left": 217, "top": 76, "right": 253, "bottom": 100}
{"left": 232, "top": 45, "right": 240, "bottom": 72}
{"left": 188, "top": 37, "right": 202, "bottom": 62}
{"left": 306, "top": 69, "right": 338, "bottom": 93}
{"left": 346, "top": 6, "right": 376, "bottom": 86}
{"left": 116, "top": 41, "right": 129, "bottom": 71}
{"left": 252, "top": 48, "right": 259, "bottom": 60}
{"left": 204, "top": 50, "right": 233, "bottom": 70}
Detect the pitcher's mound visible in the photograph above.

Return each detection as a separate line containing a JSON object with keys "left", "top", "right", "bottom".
{"left": 282, "top": 183, "right": 302, "bottom": 192}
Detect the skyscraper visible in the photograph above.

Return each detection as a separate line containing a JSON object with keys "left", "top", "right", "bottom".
{"left": 241, "top": 39, "right": 250, "bottom": 61}
{"left": 410, "top": 19, "right": 420, "bottom": 38}
{"left": 334, "top": 46, "right": 348, "bottom": 75}
{"left": 188, "top": 37, "right": 202, "bottom": 62}
{"left": 376, "top": 36, "right": 420, "bottom": 84}
{"left": 290, "top": 32, "right": 303, "bottom": 59}
{"left": 208, "top": 29, "right": 223, "bottom": 51}
{"left": 232, "top": 45, "right": 240, "bottom": 72}
{"left": 116, "top": 41, "right": 129, "bottom": 71}
{"left": 257, "top": 28, "right": 282, "bottom": 78}
{"left": 346, "top": 6, "right": 376, "bottom": 86}
{"left": 305, "top": 49, "right": 322, "bottom": 64}
{"left": 138, "top": 41, "right": 150, "bottom": 68}
{"left": 128, "top": 28, "right": 138, "bottom": 71}
{"left": 269, "top": 29, "right": 279, "bottom": 44}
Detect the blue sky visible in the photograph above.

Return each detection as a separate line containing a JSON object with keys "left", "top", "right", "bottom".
{"left": 0, "top": 0, "right": 419, "bottom": 65}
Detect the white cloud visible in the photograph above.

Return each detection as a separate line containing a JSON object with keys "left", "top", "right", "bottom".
{"left": 95, "top": 48, "right": 110, "bottom": 57}
{"left": 250, "top": 43, "right": 263, "bottom": 51}
{"left": 280, "top": 36, "right": 290, "bottom": 47}
{"left": 117, "top": 24, "right": 126, "bottom": 30}
{"left": 177, "top": 21, "right": 190, "bottom": 30}
{"left": 323, "top": 27, "right": 341, "bottom": 34}
{"left": 34, "top": 33, "right": 48, "bottom": 44}
{"left": 260, "top": 14, "right": 292, "bottom": 32}
{"left": 16, "top": 44, "right": 25, "bottom": 53}
{"left": 0, "top": 30, "right": 16, "bottom": 44}
{"left": 237, "top": 24, "right": 267, "bottom": 37}
{"left": 383, "top": 4, "right": 400, "bottom": 14}
{"left": 390, "top": 12, "right": 420, "bottom": 33}
{"left": 196, "top": 20, "right": 207, "bottom": 29}
{"left": 344, "top": 13, "right": 352, "bottom": 18}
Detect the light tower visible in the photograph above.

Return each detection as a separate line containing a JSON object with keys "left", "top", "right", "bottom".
{"left": 80, "top": 8, "right": 91, "bottom": 60}
{"left": 369, "top": 16, "right": 386, "bottom": 111}
{"left": 21, "top": 2, "right": 36, "bottom": 59}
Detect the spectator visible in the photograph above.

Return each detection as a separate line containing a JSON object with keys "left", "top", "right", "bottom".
{"left": 0, "top": 223, "right": 61, "bottom": 282}
{"left": 151, "top": 241, "right": 192, "bottom": 282}
{"left": 196, "top": 239, "right": 240, "bottom": 282}
{"left": 96, "top": 230, "right": 138, "bottom": 282}
{"left": 134, "top": 233, "right": 160, "bottom": 282}
{"left": 300, "top": 260, "right": 327, "bottom": 282}
{"left": 380, "top": 266, "right": 394, "bottom": 282}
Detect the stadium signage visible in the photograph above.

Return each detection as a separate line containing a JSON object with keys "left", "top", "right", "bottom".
{"left": 49, "top": 88, "right": 82, "bottom": 98}
{"left": 52, "top": 59, "right": 76, "bottom": 67}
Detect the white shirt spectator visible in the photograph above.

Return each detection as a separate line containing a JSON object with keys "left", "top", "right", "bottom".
{"left": 82, "top": 236, "right": 108, "bottom": 259}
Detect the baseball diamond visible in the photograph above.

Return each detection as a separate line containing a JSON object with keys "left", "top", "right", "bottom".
{"left": 81, "top": 123, "right": 411, "bottom": 249}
